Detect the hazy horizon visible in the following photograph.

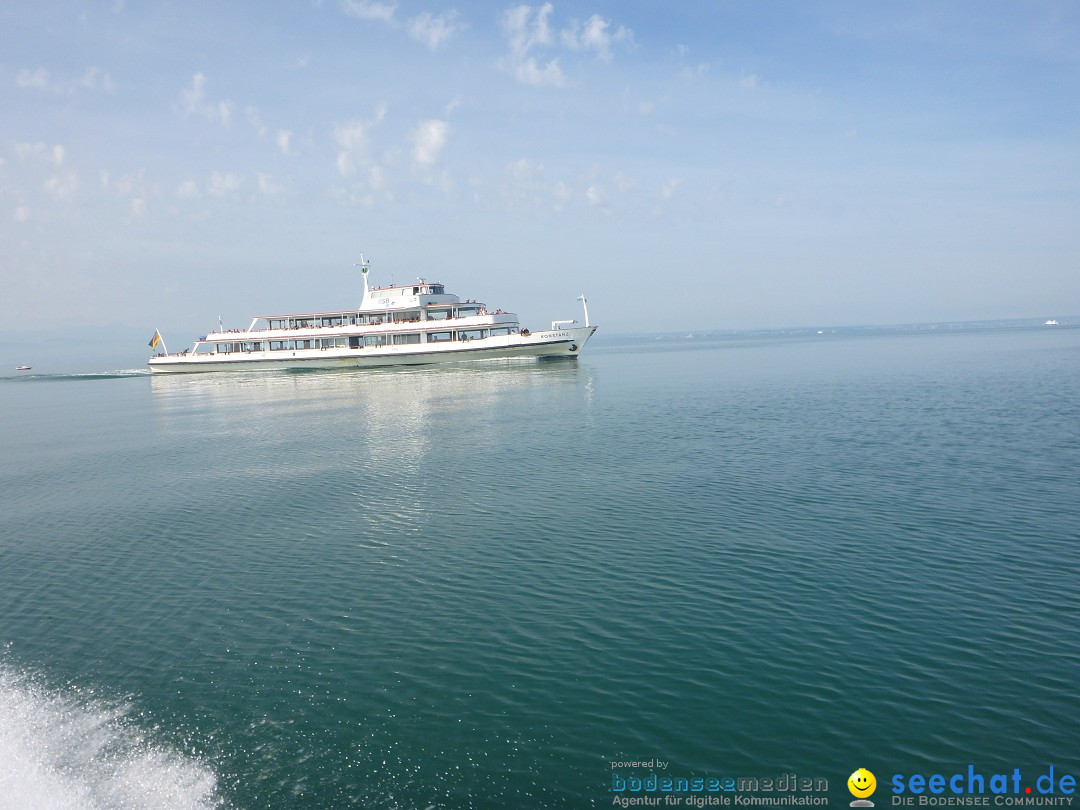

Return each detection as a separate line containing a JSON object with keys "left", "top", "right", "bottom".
{"left": 2, "top": 316, "right": 1075, "bottom": 376}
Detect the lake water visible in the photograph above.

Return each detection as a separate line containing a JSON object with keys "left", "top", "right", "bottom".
{"left": 1, "top": 328, "right": 1078, "bottom": 809}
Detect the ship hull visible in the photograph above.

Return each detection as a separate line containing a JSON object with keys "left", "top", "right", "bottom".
{"left": 148, "top": 327, "right": 596, "bottom": 374}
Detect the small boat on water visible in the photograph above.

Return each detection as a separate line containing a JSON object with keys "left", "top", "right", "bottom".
{"left": 1044, "top": 319, "right": 1059, "bottom": 326}
{"left": 16, "top": 365, "right": 31, "bottom": 371}
{"left": 148, "top": 257, "right": 597, "bottom": 374}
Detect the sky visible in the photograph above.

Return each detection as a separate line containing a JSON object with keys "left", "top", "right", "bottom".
{"left": 2, "top": 0, "right": 1079, "bottom": 350}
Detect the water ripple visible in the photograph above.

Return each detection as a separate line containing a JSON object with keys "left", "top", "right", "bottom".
{"left": 1, "top": 331, "right": 1079, "bottom": 805}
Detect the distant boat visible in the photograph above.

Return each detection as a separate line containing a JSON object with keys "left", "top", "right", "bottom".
{"left": 1044, "top": 320, "right": 1059, "bottom": 326}
{"left": 16, "top": 365, "right": 31, "bottom": 371}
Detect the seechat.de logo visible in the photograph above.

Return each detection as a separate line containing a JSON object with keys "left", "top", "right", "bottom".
{"left": 890, "top": 765, "right": 1078, "bottom": 804}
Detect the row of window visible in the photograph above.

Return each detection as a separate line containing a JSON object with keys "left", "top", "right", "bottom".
{"left": 211, "top": 327, "right": 517, "bottom": 353}
{"left": 265, "top": 305, "right": 483, "bottom": 330}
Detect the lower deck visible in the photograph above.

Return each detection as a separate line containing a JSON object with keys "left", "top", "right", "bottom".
{"left": 149, "top": 326, "right": 597, "bottom": 373}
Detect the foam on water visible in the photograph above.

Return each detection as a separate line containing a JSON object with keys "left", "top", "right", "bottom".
{"left": 0, "top": 664, "right": 222, "bottom": 810}
{"left": 1, "top": 369, "right": 152, "bottom": 383}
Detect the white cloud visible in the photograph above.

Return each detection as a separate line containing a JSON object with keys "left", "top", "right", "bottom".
{"left": 334, "top": 126, "right": 365, "bottom": 178}
{"left": 180, "top": 72, "right": 207, "bottom": 111}
{"left": 110, "top": 170, "right": 145, "bottom": 196}
{"left": 368, "top": 164, "right": 387, "bottom": 192}
{"left": 246, "top": 106, "right": 268, "bottom": 137}
{"left": 130, "top": 198, "right": 147, "bottom": 218}
{"left": 505, "top": 160, "right": 585, "bottom": 210}
{"left": 335, "top": 123, "right": 369, "bottom": 177}
{"left": 44, "top": 170, "right": 79, "bottom": 200}
{"left": 14, "top": 206, "right": 31, "bottom": 222}
{"left": 176, "top": 180, "right": 201, "bottom": 199}
{"left": 341, "top": 0, "right": 397, "bottom": 24}
{"left": 408, "top": 10, "right": 461, "bottom": 50}
{"left": 277, "top": 130, "right": 293, "bottom": 155}
{"left": 257, "top": 173, "right": 286, "bottom": 202}
{"left": 412, "top": 119, "right": 449, "bottom": 171}
{"left": 585, "top": 184, "right": 605, "bottom": 206}
{"left": 79, "top": 67, "right": 115, "bottom": 92}
{"left": 329, "top": 185, "right": 376, "bottom": 208}
{"left": 333, "top": 106, "right": 386, "bottom": 178}
{"left": 15, "top": 68, "right": 51, "bottom": 90}
{"left": 501, "top": 5, "right": 631, "bottom": 87}
{"left": 14, "top": 142, "right": 65, "bottom": 166}
{"left": 661, "top": 178, "right": 680, "bottom": 199}
{"left": 15, "top": 66, "right": 113, "bottom": 93}
{"left": 343, "top": 0, "right": 466, "bottom": 54}
{"left": 434, "top": 170, "right": 454, "bottom": 194}
{"left": 614, "top": 171, "right": 635, "bottom": 193}
{"left": 513, "top": 57, "right": 565, "bottom": 88}
{"left": 502, "top": 158, "right": 545, "bottom": 205}
{"left": 504, "top": 3, "right": 554, "bottom": 51}
{"left": 208, "top": 171, "right": 243, "bottom": 198}
{"left": 560, "top": 13, "right": 632, "bottom": 60}
{"left": 551, "top": 180, "right": 572, "bottom": 210}
{"left": 500, "top": 3, "right": 566, "bottom": 88}
{"left": 740, "top": 73, "right": 759, "bottom": 90}
{"left": 179, "top": 73, "right": 233, "bottom": 126}
{"left": 509, "top": 157, "right": 542, "bottom": 183}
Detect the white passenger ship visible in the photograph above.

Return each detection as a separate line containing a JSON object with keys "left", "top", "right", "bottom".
{"left": 147, "top": 259, "right": 597, "bottom": 374}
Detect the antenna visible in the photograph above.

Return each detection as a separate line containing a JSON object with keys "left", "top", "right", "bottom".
{"left": 354, "top": 254, "right": 371, "bottom": 298}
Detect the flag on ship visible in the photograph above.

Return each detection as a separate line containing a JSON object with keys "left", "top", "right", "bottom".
{"left": 148, "top": 330, "right": 162, "bottom": 349}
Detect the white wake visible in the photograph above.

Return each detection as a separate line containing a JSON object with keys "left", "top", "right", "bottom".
{"left": 0, "top": 665, "right": 222, "bottom": 810}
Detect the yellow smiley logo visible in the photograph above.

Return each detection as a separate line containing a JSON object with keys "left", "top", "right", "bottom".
{"left": 848, "top": 768, "right": 877, "bottom": 798}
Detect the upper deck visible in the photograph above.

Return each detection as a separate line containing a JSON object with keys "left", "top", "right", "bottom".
{"left": 203, "top": 262, "right": 518, "bottom": 342}
{"left": 256, "top": 280, "right": 459, "bottom": 321}
{"left": 361, "top": 281, "right": 458, "bottom": 312}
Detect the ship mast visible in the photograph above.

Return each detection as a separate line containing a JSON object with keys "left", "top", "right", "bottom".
{"left": 355, "top": 254, "right": 370, "bottom": 301}
{"left": 577, "top": 294, "right": 590, "bottom": 327}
